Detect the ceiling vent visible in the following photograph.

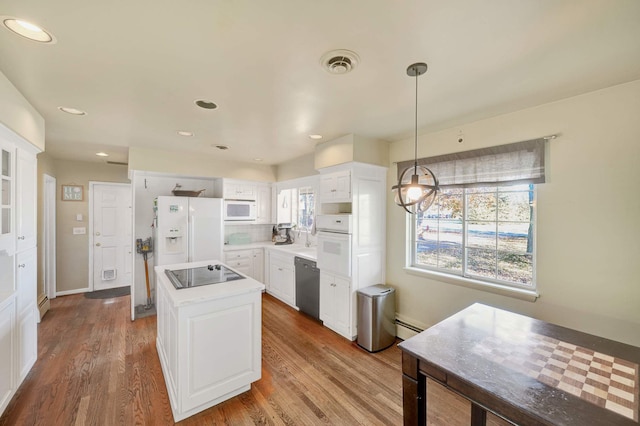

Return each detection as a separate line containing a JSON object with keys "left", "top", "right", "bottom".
{"left": 320, "top": 49, "right": 360, "bottom": 75}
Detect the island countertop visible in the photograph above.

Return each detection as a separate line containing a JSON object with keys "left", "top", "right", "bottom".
{"left": 155, "top": 259, "right": 265, "bottom": 308}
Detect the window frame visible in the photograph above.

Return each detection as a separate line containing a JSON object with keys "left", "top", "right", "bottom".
{"left": 408, "top": 185, "right": 538, "bottom": 297}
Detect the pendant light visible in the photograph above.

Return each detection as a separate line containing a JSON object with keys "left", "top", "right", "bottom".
{"left": 392, "top": 62, "right": 439, "bottom": 214}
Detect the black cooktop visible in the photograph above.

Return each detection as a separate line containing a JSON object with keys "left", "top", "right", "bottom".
{"left": 165, "top": 264, "right": 244, "bottom": 290}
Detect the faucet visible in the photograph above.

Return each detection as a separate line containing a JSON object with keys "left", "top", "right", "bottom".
{"left": 305, "top": 230, "right": 311, "bottom": 248}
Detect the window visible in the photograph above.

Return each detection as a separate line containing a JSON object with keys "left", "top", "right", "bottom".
{"left": 276, "top": 185, "right": 315, "bottom": 231}
{"left": 412, "top": 184, "right": 535, "bottom": 289}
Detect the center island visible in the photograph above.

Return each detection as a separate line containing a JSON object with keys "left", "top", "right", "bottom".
{"left": 155, "top": 260, "right": 265, "bottom": 422}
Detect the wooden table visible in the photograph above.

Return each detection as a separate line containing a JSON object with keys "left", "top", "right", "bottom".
{"left": 398, "top": 303, "right": 640, "bottom": 425}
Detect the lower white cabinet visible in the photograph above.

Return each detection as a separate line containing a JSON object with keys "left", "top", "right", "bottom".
{"left": 15, "top": 247, "right": 37, "bottom": 385}
{"left": 224, "top": 249, "right": 264, "bottom": 283}
{"left": 224, "top": 250, "right": 253, "bottom": 277}
{"left": 320, "top": 271, "right": 353, "bottom": 340}
{"left": 0, "top": 296, "right": 15, "bottom": 414}
{"left": 252, "top": 249, "right": 264, "bottom": 283}
{"left": 268, "top": 252, "right": 295, "bottom": 307}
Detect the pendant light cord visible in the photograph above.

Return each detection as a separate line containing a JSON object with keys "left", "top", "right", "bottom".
{"left": 413, "top": 66, "right": 418, "bottom": 175}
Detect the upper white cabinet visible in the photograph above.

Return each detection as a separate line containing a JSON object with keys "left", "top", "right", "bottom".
{"left": 16, "top": 148, "right": 37, "bottom": 253}
{"left": 319, "top": 170, "right": 351, "bottom": 203}
{"left": 0, "top": 141, "right": 14, "bottom": 255}
{"left": 255, "top": 184, "right": 272, "bottom": 224}
{"left": 223, "top": 181, "right": 256, "bottom": 200}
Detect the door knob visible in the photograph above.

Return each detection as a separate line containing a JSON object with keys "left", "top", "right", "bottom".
{"left": 96, "top": 243, "right": 101, "bottom": 247}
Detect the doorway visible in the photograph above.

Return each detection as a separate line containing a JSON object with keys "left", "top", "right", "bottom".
{"left": 89, "top": 182, "right": 132, "bottom": 291}
{"left": 41, "top": 174, "right": 56, "bottom": 320}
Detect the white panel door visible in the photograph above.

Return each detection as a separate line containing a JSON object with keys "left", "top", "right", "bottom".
{"left": 92, "top": 184, "right": 132, "bottom": 291}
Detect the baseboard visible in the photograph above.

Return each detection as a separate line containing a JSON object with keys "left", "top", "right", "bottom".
{"left": 38, "top": 296, "right": 50, "bottom": 322}
{"left": 56, "top": 287, "right": 90, "bottom": 296}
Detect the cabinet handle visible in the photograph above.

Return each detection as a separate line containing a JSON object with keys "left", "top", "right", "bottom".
{"left": 278, "top": 268, "right": 283, "bottom": 271}
{"left": 18, "top": 264, "right": 25, "bottom": 268}
{"left": 96, "top": 243, "right": 101, "bottom": 247}
{"left": 18, "top": 236, "right": 25, "bottom": 240}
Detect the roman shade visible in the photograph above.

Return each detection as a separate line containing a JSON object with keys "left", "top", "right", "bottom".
{"left": 397, "top": 138, "right": 547, "bottom": 188}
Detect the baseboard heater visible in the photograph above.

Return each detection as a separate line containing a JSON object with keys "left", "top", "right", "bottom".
{"left": 395, "top": 318, "right": 424, "bottom": 338}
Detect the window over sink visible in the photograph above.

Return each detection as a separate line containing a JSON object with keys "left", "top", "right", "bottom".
{"left": 275, "top": 177, "right": 318, "bottom": 232}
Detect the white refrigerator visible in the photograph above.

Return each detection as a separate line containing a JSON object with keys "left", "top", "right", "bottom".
{"left": 153, "top": 196, "right": 223, "bottom": 267}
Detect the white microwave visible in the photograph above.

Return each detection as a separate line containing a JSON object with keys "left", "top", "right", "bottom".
{"left": 223, "top": 200, "right": 256, "bottom": 221}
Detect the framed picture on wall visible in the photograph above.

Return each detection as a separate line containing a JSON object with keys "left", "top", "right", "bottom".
{"left": 61, "top": 184, "right": 84, "bottom": 201}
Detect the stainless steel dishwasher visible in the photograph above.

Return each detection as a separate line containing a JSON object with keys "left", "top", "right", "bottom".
{"left": 294, "top": 257, "right": 320, "bottom": 320}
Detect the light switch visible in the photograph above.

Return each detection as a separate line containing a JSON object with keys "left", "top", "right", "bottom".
{"left": 73, "top": 227, "right": 86, "bottom": 235}
{"left": 76, "top": 214, "right": 83, "bottom": 221}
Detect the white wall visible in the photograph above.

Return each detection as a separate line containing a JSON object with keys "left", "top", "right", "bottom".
{"left": 387, "top": 79, "right": 640, "bottom": 346}
{"left": 0, "top": 70, "right": 44, "bottom": 151}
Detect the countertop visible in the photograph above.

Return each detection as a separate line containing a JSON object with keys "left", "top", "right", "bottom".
{"left": 224, "top": 242, "right": 318, "bottom": 261}
{"left": 155, "top": 260, "right": 265, "bottom": 308}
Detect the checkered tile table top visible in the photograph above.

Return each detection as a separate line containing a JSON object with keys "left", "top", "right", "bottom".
{"left": 472, "top": 332, "right": 639, "bottom": 422}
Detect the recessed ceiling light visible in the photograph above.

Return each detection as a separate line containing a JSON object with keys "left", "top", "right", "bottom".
{"left": 1, "top": 17, "right": 56, "bottom": 43}
{"left": 96, "top": 152, "right": 109, "bottom": 157}
{"left": 195, "top": 99, "right": 218, "bottom": 110}
{"left": 58, "top": 106, "right": 87, "bottom": 116}
{"left": 213, "top": 144, "right": 229, "bottom": 150}
{"left": 177, "top": 131, "right": 194, "bottom": 137}
{"left": 253, "top": 158, "right": 263, "bottom": 162}
{"left": 309, "top": 134, "right": 323, "bottom": 140}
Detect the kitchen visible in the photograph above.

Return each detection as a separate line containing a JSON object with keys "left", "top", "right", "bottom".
{"left": 0, "top": 1, "right": 639, "bottom": 424}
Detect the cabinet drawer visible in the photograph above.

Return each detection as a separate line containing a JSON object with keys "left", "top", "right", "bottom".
{"left": 224, "top": 250, "right": 252, "bottom": 262}
{"left": 225, "top": 258, "right": 252, "bottom": 269}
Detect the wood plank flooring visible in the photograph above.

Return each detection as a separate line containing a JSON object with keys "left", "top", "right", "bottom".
{"left": 0, "top": 292, "right": 403, "bottom": 425}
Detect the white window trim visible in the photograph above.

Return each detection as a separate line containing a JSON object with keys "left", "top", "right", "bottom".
{"left": 405, "top": 186, "right": 539, "bottom": 302}
{"left": 403, "top": 266, "right": 538, "bottom": 302}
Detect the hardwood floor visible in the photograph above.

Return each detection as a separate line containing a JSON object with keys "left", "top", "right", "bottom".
{"left": 0, "top": 292, "right": 403, "bottom": 425}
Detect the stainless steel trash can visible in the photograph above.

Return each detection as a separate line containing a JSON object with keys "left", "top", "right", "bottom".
{"left": 357, "top": 284, "right": 396, "bottom": 352}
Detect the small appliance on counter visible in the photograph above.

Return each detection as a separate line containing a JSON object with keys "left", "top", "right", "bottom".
{"left": 275, "top": 223, "right": 294, "bottom": 245}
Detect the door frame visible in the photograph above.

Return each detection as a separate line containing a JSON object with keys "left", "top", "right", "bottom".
{"left": 88, "top": 181, "right": 132, "bottom": 292}
{"left": 43, "top": 173, "right": 56, "bottom": 300}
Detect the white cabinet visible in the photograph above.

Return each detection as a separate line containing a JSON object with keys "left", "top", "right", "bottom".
{"left": 15, "top": 247, "right": 37, "bottom": 383}
{"left": 224, "top": 250, "right": 253, "bottom": 277}
{"left": 252, "top": 249, "right": 264, "bottom": 283}
{"left": 0, "top": 296, "right": 15, "bottom": 414}
{"left": 255, "top": 184, "right": 272, "bottom": 224}
{"left": 224, "top": 248, "right": 264, "bottom": 282}
{"left": 319, "top": 170, "right": 351, "bottom": 202}
{"left": 268, "top": 252, "right": 295, "bottom": 307}
{"left": 319, "top": 272, "right": 352, "bottom": 339}
{"left": 0, "top": 141, "right": 14, "bottom": 255}
{"left": 223, "top": 182, "right": 256, "bottom": 200}
{"left": 15, "top": 148, "right": 36, "bottom": 253}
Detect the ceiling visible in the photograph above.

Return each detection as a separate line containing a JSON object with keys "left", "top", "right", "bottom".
{"left": 1, "top": 1, "right": 639, "bottom": 166}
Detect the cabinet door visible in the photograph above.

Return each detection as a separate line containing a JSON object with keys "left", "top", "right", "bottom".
{"left": 17, "top": 305, "right": 37, "bottom": 385}
{"left": 0, "top": 142, "right": 14, "bottom": 255}
{"left": 15, "top": 148, "right": 36, "bottom": 252}
{"left": 252, "top": 249, "right": 264, "bottom": 283}
{"left": 268, "top": 262, "right": 283, "bottom": 298}
{"left": 16, "top": 247, "right": 36, "bottom": 316}
{"left": 255, "top": 185, "right": 272, "bottom": 224}
{"left": 280, "top": 265, "right": 295, "bottom": 306}
{"left": 319, "top": 174, "right": 336, "bottom": 202}
{"left": 333, "top": 276, "right": 351, "bottom": 336}
{"left": 333, "top": 171, "right": 351, "bottom": 201}
{"left": 0, "top": 298, "right": 15, "bottom": 413}
{"left": 319, "top": 273, "right": 333, "bottom": 324}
